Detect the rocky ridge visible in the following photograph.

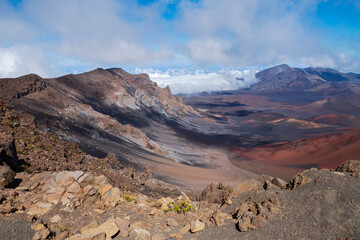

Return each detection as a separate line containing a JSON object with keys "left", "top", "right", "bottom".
{"left": 1, "top": 68, "right": 224, "bottom": 172}
{"left": 0, "top": 68, "right": 200, "bottom": 158}
{"left": 0, "top": 74, "right": 47, "bottom": 101}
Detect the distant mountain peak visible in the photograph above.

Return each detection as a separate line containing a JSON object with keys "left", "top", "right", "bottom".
{"left": 250, "top": 64, "right": 359, "bottom": 91}
{"left": 251, "top": 64, "right": 310, "bottom": 91}
{"left": 272, "top": 63, "right": 291, "bottom": 69}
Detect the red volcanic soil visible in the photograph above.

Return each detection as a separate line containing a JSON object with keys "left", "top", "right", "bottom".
{"left": 229, "top": 132, "right": 360, "bottom": 180}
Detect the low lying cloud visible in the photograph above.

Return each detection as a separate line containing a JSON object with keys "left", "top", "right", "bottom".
{"left": 134, "top": 68, "right": 258, "bottom": 94}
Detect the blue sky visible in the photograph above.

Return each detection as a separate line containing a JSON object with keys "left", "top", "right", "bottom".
{"left": 0, "top": 0, "right": 359, "bottom": 92}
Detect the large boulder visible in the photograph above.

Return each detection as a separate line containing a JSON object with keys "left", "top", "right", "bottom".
{"left": 199, "top": 182, "right": 231, "bottom": 204}
{"left": 0, "top": 165, "right": 15, "bottom": 187}
{"left": 0, "top": 136, "right": 18, "bottom": 168}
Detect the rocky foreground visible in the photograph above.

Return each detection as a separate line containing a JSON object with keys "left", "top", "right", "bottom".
{"left": 1, "top": 157, "right": 360, "bottom": 240}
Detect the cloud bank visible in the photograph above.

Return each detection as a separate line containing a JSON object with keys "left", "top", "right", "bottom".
{"left": 135, "top": 68, "right": 258, "bottom": 94}
{"left": 0, "top": 0, "right": 359, "bottom": 79}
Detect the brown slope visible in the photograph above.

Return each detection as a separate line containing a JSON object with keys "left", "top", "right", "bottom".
{"left": 53, "top": 68, "right": 198, "bottom": 117}
{"left": 1, "top": 69, "right": 257, "bottom": 188}
{"left": 229, "top": 132, "right": 360, "bottom": 180}
{"left": 311, "top": 114, "right": 360, "bottom": 127}
{"left": 9, "top": 68, "right": 200, "bottom": 155}
{"left": 298, "top": 96, "right": 360, "bottom": 116}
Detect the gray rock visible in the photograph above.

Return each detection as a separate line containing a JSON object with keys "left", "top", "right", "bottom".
{"left": 263, "top": 180, "right": 275, "bottom": 190}
{"left": 129, "top": 227, "right": 151, "bottom": 240}
{"left": 237, "top": 215, "right": 257, "bottom": 232}
{"left": 0, "top": 165, "right": 15, "bottom": 187}
{"left": 271, "top": 178, "right": 287, "bottom": 188}
{"left": 81, "top": 185, "right": 101, "bottom": 206}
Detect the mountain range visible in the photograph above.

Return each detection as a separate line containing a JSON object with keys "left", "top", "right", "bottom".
{"left": 1, "top": 64, "right": 360, "bottom": 182}
{"left": 1, "top": 64, "right": 360, "bottom": 240}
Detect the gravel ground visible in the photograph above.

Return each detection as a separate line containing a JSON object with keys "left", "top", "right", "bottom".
{"left": 192, "top": 169, "right": 360, "bottom": 240}
{"left": 1, "top": 169, "right": 359, "bottom": 240}
{"left": 0, "top": 218, "right": 34, "bottom": 240}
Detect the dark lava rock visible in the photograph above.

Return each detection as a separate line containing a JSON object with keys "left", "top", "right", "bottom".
{"left": 0, "top": 138, "right": 18, "bottom": 168}
{"left": 0, "top": 165, "right": 15, "bottom": 187}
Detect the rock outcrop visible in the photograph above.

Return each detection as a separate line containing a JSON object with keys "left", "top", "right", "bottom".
{"left": 199, "top": 182, "right": 231, "bottom": 204}
{"left": 233, "top": 197, "right": 280, "bottom": 232}
{"left": 336, "top": 160, "right": 360, "bottom": 178}
{"left": 0, "top": 74, "right": 47, "bottom": 101}
{"left": 287, "top": 170, "right": 312, "bottom": 189}
{"left": 1, "top": 161, "right": 360, "bottom": 240}
{"left": 0, "top": 170, "right": 198, "bottom": 239}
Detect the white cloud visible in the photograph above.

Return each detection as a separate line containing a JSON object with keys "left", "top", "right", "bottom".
{"left": 0, "top": 0, "right": 359, "bottom": 78}
{"left": 134, "top": 68, "right": 258, "bottom": 94}
{"left": 300, "top": 56, "right": 336, "bottom": 69}
{"left": 0, "top": 49, "right": 16, "bottom": 76}
{"left": 300, "top": 53, "right": 360, "bottom": 73}
{"left": 0, "top": 46, "right": 53, "bottom": 78}
{"left": 178, "top": 0, "right": 328, "bottom": 67}
{"left": 19, "top": 0, "right": 176, "bottom": 66}
{"left": 187, "top": 38, "right": 233, "bottom": 64}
